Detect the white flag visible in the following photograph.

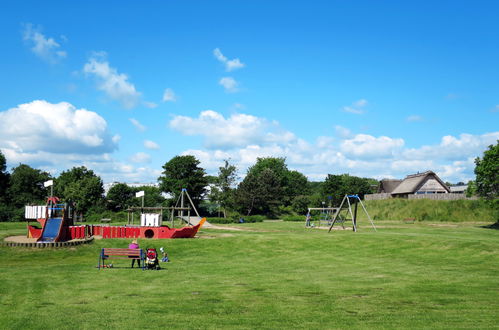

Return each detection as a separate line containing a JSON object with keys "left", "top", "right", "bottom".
{"left": 136, "top": 190, "right": 145, "bottom": 198}
{"left": 43, "top": 180, "right": 54, "bottom": 187}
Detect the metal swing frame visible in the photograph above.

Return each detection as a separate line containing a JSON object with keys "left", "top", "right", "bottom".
{"left": 328, "top": 194, "right": 376, "bottom": 233}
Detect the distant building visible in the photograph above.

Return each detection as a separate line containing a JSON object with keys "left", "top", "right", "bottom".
{"left": 378, "top": 179, "right": 403, "bottom": 194}
{"left": 369, "top": 171, "right": 452, "bottom": 200}
{"left": 390, "top": 171, "right": 450, "bottom": 198}
{"left": 449, "top": 185, "right": 468, "bottom": 194}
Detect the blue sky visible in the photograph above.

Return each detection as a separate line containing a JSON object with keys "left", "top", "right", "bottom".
{"left": 0, "top": 0, "right": 498, "bottom": 184}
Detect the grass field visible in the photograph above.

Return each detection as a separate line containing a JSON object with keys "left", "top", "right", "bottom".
{"left": 1, "top": 220, "right": 498, "bottom": 329}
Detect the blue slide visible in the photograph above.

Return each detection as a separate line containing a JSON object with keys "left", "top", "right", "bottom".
{"left": 38, "top": 218, "right": 63, "bottom": 243}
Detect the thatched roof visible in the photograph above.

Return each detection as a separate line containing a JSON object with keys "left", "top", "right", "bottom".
{"left": 379, "top": 179, "right": 402, "bottom": 193}
{"left": 391, "top": 171, "right": 449, "bottom": 195}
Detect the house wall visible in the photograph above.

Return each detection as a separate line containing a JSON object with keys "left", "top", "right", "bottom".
{"left": 365, "top": 193, "right": 391, "bottom": 200}
{"left": 416, "top": 178, "right": 448, "bottom": 194}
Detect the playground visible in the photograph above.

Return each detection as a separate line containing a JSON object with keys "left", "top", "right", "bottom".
{"left": 1, "top": 219, "right": 498, "bottom": 328}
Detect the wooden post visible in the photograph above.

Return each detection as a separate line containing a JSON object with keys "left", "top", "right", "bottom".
{"left": 180, "top": 189, "right": 185, "bottom": 221}
{"left": 353, "top": 197, "right": 358, "bottom": 231}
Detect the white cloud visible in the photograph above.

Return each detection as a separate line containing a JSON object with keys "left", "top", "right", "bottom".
{"left": 130, "top": 152, "right": 151, "bottom": 163}
{"left": 231, "top": 103, "right": 246, "bottom": 111}
{"left": 343, "top": 99, "right": 368, "bottom": 114}
{"left": 162, "top": 88, "right": 176, "bottom": 102}
{"left": 144, "top": 140, "right": 160, "bottom": 150}
{"left": 492, "top": 105, "right": 499, "bottom": 113}
{"left": 143, "top": 101, "right": 158, "bottom": 109}
{"left": 129, "top": 118, "right": 146, "bottom": 132}
{"left": 343, "top": 107, "right": 363, "bottom": 114}
{"left": 334, "top": 125, "right": 352, "bottom": 138}
{"left": 83, "top": 53, "right": 141, "bottom": 109}
{"left": 22, "top": 23, "right": 66, "bottom": 63}
{"left": 390, "top": 160, "right": 435, "bottom": 173}
{"left": 219, "top": 77, "right": 239, "bottom": 93}
{"left": 169, "top": 110, "right": 295, "bottom": 149}
{"left": 181, "top": 149, "right": 231, "bottom": 171}
{"left": 168, "top": 109, "right": 499, "bottom": 182}
{"left": 81, "top": 159, "right": 161, "bottom": 183}
{"left": 226, "top": 58, "right": 245, "bottom": 72}
{"left": 341, "top": 134, "right": 404, "bottom": 159}
{"left": 213, "top": 48, "right": 245, "bottom": 72}
{"left": 317, "top": 136, "right": 334, "bottom": 148}
{"left": 407, "top": 115, "right": 423, "bottom": 122}
{"left": 403, "top": 132, "right": 499, "bottom": 161}
{"left": 0, "top": 100, "right": 117, "bottom": 155}
{"left": 0, "top": 100, "right": 119, "bottom": 175}
{"left": 354, "top": 99, "right": 368, "bottom": 107}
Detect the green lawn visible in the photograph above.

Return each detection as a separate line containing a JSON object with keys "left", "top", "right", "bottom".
{"left": 1, "top": 220, "right": 498, "bottom": 329}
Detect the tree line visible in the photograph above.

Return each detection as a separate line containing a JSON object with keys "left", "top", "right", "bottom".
{"left": 0, "top": 140, "right": 497, "bottom": 222}
{"left": 0, "top": 152, "right": 376, "bottom": 221}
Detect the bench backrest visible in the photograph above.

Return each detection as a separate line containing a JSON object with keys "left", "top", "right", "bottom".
{"left": 102, "top": 248, "right": 143, "bottom": 257}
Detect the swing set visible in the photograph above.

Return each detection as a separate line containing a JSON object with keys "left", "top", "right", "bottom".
{"left": 328, "top": 194, "right": 376, "bottom": 233}
{"left": 305, "top": 207, "right": 338, "bottom": 228}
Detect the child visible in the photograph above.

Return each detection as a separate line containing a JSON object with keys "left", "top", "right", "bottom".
{"left": 160, "top": 247, "right": 169, "bottom": 262}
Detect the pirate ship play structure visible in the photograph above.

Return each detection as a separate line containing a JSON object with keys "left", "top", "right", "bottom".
{"left": 26, "top": 189, "right": 206, "bottom": 243}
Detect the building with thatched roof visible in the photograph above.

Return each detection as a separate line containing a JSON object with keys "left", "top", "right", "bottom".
{"left": 389, "top": 171, "right": 450, "bottom": 198}
{"left": 367, "top": 171, "right": 469, "bottom": 201}
{"left": 378, "top": 179, "right": 403, "bottom": 193}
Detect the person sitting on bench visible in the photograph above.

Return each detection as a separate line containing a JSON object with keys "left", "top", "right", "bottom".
{"left": 129, "top": 239, "right": 141, "bottom": 268}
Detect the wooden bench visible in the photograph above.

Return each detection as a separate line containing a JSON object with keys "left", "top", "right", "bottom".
{"left": 403, "top": 218, "right": 416, "bottom": 223}
{"left": 98, "top": 248, "right": 145, "bottom": 270}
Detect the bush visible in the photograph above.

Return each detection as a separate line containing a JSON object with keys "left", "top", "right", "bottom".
{"left": 198, "top": 200, "right": 220, "bottom": 217}
{"left": 207, "top": 215, "right": 265, "bottom": 224}
{"left": 230, "top": 215, "right": 265, "bottom": 223}
{"left": 0, "top": 204, "right": 21, "bottom": 222}
{"left": 207, "top": 217, "right": 236, "bottom": 224}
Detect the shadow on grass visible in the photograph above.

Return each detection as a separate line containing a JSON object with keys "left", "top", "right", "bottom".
{"left": 480, "top": 222, "right": 499, "bottom": 230}
{"left": 95, "top": 266, "right": 166, "bottom": 270}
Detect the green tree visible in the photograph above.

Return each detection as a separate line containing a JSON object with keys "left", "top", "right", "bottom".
{"left": 322, "top": 174, "right": 374, "bottom": 206}
{"left": 234, "top": 157, "right": 310, "bottom": 216}
{"left": 0, "top": 150, "right": 9, "bottom": 200}
{"left": 106, "top": 183, "right": 135, "bottom": 211}
{"left": 7, "top": 164, "right": 52, "bottom": 207}
{"left": 133, "top": 185, "right": 165, "bottom": 207}
{"left": 465, "top": 180, "right": 477, "bottom": 197}
{"left": 55, "top": 166, "right": 104, "bottom": 214}
{"left": 291, "top": 195, "right": 311, "bottom": 214}
{"left": 285, "top": 170, "right": 309, "bottom": 204}
{"left": 158, "top": 155, "right": 208, "bottom": 206}
{"left": 236, "top": 168, "right": 281, "bottom": 216}
{"left": 474, "top": 141, "right": 499, "bottom": 200}
{"left": 215, "top": 159, "right": 238, "bottom": 217}
{"left": 474, "top": 141, "right": 499, "bottom": 221}
{"left": 308, "top": 181, "right": 324, "bottom": 195}
{"left": 249, "top": 158, "right": 288, "bottom": 201}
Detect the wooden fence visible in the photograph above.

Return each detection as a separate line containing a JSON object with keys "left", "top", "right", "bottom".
{"left": 365, "top": 193, "right": 477, "bottom": 201}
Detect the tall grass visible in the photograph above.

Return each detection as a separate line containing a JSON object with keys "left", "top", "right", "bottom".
{"left": 358, "top": 198, "right": 496, "bottom": 222}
